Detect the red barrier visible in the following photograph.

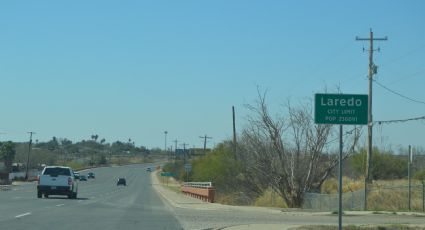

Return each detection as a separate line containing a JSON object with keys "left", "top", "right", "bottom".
{"left": 181, "top": 186, "right": 215, "bottom": 203}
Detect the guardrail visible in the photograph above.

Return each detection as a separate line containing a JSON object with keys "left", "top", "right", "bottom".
{"left": 181, "top": 182, "right": 215, "bottom": 203}
{"left": 183, "top": 182, "right": 212, "bottom": 188}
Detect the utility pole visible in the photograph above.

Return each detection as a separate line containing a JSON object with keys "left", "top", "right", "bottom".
{"left": 164, "top": 131, "right": 168, "bottom": 159}
{"left": 25, "top": 131, "right": 36, "bottom": 180}
{"left": 199, "top": 135, "right": 212, "bottom": 155}
{"left": 181, "top": 142, "right": 189, "bottom": 164}
{"left": 356, "top": 29, "right": 387, "bottom": 210}
{"left": 232, "top": 106, "right": 237, "bottom": 156}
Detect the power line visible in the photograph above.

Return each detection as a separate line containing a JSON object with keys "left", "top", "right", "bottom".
{"left": 380, "top": 44, "right": 425, "bottom": 68}
{"left": 386, "top": 69, "right": 425, "bottom": 85}
{"left": 374, "top": 115, "right": 425, "bottom": 125}
{"left": 372, "top": 79, "right": 425, "bottom": 105}
{"left": 325, "top": 127, "right": 360, "bottom": 145}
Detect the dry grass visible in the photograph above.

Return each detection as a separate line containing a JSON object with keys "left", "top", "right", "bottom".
{"left": 156, "top": 171, "right": 182, "bottom": 193}
{"left": 321, "top": 178, "right": 425, "bottom": 211}
{"left": 368, "top": 181, "right": 424, "bottom": 211}
{"left": 321, "top": 177, "right": 364, "bottom": 194}
{"left": 215, "top": 193, "right": 242, "bottom": 205}
{"left": 253, "top": 187, "right": 288, "bottom": 208}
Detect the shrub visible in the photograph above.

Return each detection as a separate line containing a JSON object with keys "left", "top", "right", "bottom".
{"left": 413, "top": 170, "right": 425, "bottom": 181}
{"left": 349, "top": 148, "right": 407, "bottom": 180}
{"left": 321, "top": 177, "right": 363, "bottom": 194}
{"left": 254, "top": 187, "right": 287, "bottom": 208}
{"left": 191, "top": 142, "right": 241, "bottom": 193}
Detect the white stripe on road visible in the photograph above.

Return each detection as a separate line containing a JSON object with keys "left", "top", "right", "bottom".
{"left": 56, "top": 204, "right": 65, "bottom": 207}
{"left": 15, "top": 212, "right": 31, "bottom": 218}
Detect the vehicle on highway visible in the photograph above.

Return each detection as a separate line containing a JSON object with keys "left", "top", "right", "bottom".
{"left": 146, "top": 168, "right": 152, "bottom": 172}
{"left": 117, "top": 178, "right": 126, "bottom": 186}
{"left": 79, "top": 175, "right": 87, "bottom": 181}
{"left": 74, "top": 172, "right": 80, "bottom": 180}
{"left": 88, "top": 172, "right": 95, "bottom": 179}
{"left": 37, "top": 166, "right": 78, "bottom": 199}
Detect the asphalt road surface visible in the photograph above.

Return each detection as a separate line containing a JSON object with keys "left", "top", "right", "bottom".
{"left": 0, "top": 164, "right": 182, "bottom": 230}
{"left": 2, "top": 164, "right": 424, "bottom": 230}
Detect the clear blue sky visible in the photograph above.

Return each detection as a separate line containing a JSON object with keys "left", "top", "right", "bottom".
{"left": 1, "top": 1, "right": 424, "bottom": 151}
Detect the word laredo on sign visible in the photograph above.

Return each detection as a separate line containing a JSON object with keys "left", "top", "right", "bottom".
{"left": 320, "top": 97, "right": 363, "bottom": 107}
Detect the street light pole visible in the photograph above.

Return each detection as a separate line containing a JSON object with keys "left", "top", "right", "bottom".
{"left": 25, "top": 131, "right": 35, "bottom": 180}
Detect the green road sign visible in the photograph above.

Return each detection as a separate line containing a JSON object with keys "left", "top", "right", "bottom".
{"left": 160, "top": 172, "right": 174, "bottom": 177}
{"left": 315, "top": 94, "right": 368, "bottom": 125}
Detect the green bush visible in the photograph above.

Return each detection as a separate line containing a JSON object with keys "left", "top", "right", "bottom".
{"left": 191, "top": 142, "right": 241, "bottom": 193}
{"left": 349, "top": 148, "right": 407, "bottom": 180}
{"left": 414, "top": 170, "right": 425, "bottom": 181}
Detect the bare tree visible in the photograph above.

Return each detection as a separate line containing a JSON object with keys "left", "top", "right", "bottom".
{"left": 240, "top": 91, "right": 361, "bottom": 207}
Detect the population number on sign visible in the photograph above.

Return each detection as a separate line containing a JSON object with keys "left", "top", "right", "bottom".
{"left": 314, "top": 94, "right": 368, "bottom": 125}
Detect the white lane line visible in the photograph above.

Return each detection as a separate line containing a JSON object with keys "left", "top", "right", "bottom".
{"left": 15, "top": 212, "right": 31, "bottom": 218}
{"left": 56, "top": 204, "right": 65, "bottom": 207}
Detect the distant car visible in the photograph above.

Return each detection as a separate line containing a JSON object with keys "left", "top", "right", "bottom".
{"left": 87, "top": 172, "right": 95, "bottom": 179}
{"left": 79, "top": 175, "right": 87, "bottom": 181}
{"left": 117, "top": 178, "right": 126, "bottom": 186}
{"left": 74, "top": 172, "right": 80, "bottom": 180}
{"left": 146, "top": 168, "right": 152, "bottom": 172}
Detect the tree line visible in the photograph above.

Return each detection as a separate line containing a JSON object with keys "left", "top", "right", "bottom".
{"left": 1, "top": 135, "right": 156, "bottom": 177}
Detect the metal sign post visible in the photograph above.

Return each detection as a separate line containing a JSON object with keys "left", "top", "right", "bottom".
{"left": 338, "top": 125, "right": 343, "bottom": 230}
{"left": 408, "top": 145, "right": 412, "bottom": 211}
{"left": 315, "top": 93, "right": 368, "bottom": 230}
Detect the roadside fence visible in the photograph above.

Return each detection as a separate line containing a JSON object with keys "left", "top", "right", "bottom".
{"left": 303, "top": 189, "right": 365, "bottom": 211}
{"left": 303, "top": 184, "right": 425, "bottom": 212}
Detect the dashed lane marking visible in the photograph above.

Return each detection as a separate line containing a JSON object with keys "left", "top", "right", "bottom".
{"left": 15, "top": 212, "right": 31, "bottom": 218}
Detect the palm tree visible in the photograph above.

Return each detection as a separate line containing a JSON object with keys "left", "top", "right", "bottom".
{"left": 91, "top": 134, "right": 99, "bottom": 142}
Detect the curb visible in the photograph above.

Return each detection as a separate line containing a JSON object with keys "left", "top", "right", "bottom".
{"left": 150, "top": 170, "right": 184, "bottom": 208}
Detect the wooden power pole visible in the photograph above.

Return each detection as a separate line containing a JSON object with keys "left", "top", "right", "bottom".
{"left": 356, "top": 28, "right": 387, "bottom": 210}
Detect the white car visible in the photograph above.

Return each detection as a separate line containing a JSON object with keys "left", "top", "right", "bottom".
{"left": 37, "top": 166, "right": 78, "bottom": 199}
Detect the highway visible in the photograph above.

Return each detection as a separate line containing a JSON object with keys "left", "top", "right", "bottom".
{"left": 2, "top": 164, "right": 425, "bottom": 230}
{"left": 0, "top": 164, "right": 182, "bottom": 230}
